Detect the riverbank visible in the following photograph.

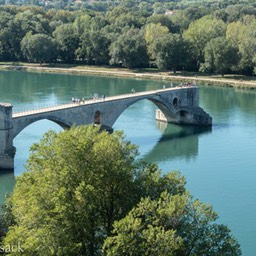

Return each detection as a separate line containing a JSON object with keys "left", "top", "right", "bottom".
{"left": 1, "top": 63, "right": 256, "bottom": 89}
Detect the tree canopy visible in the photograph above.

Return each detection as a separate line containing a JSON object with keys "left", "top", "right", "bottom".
{"left": 200, "top": 37, "right": 240, "bottom": 76}
{"left": 1, "top": 3, "right": 256, "bottom": 75}
{"left": 21, "top": 32, "right": 57, "bottom": 63}
{"left": 103, "top": 191, "right": 241, "bottom": 256}
{"left": 1, "top": 125, "right": 241, "bottom": 256}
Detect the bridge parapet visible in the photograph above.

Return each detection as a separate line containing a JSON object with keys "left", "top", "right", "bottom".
{"left": 12, "top": 86, "right": 198, "bottom": 117}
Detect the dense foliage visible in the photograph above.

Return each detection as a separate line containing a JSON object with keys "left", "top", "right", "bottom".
{"left": 1, "top": 2, "right": 256, "bottom": 75}
{"left": 0, "top": 125, "right": 241, "bottom": 255}
{"left": 103, "top": 192, "right": 241, "bottom": 256}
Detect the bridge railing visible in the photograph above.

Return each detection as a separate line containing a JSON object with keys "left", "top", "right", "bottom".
{"left": 12, "top": 101, "right": 67, "bottom": 114}
{"left": 12, "top": 84, "right": 196, "bottom": 118}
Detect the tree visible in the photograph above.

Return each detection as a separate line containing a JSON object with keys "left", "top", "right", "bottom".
{"left": 2, "top": 125, "right": 187, "bottom": 256}
{"left": 76, "top": 30, "right": 110, "bottom": 65}
{"left": 103, "top": 191, "right": 241, "bottom": 256}
{"left": 226, "top": 20, "right": 246, "bottom": 46}
{"left": 226, "top": 17, "right": 256, "bottom": 75}
{"left": 183, "top": 15, "right": 226, "bottom": 68}
{"left": 0, "top": 8, "right": 52, "bottom": 61}
{"left": 73, "top": 13, "right": 92, "bottom": 34}
{"left": 170, "top": 7, "right": 210, "bottom": 33}
{"left": 21, "top": 32, "right": 58, "bottom": 63}
{"left": 201, "top": 37, "right": 240, "bottom": 76}
{"left": 109, "top": 28, "right": 148, "bottom": 68}
{"left": 3, "top": 126, "right": 136, "bottom": 255}
{"left": 12, "top": 9, "right": 51, "bottom": 35}
{"left": 112, "top": 12, "right": 144, "bottom": 29}
{"left": 49, "top": 9, "right": 76, "bottom": 24}
{"left": 106, "top": 6, "right": 131, "bottom": 25}
{"left": 152, "top": 3, "right": 165, "bottom": 15}
{"left": 53, "top": 23, "right": 79, "bottom": 63}
{"left": 90, "top": 15, "right": 109, "bottom": 31}
{"left": 137, "top": 2, "right": 153, "bottom": 15}
{"left": 146, "top": 14, "right": 172, "bottom": 31}
{"left": 144, "top": 23, "right": 169, "bottom": 59}
{"left": 0, "top": 11, "right": 14, "bottom": 60}
{"left": 152, "top": 33, "right": 187, "bottom": 72}
{"left": 225, "top": 5, "right": 256, "bottom": 22}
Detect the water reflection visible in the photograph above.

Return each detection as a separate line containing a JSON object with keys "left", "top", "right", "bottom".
{"left": 143, "top": 122, "right": 212, "bottom": 162}
{"left": 0, "top": 170, "right": 15, "bottom": 207}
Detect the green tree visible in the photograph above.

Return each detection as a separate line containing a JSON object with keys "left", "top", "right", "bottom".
{"left": 90, "top": 15, "right": 109, "bottom": 31}
{"left": 152, "top": 3, "right": 165, "bottom": 15}
{"left": 2, "top": 126, "right": 186, "bottom": 256}
{"left": 106, "top": 6, "right": 131, "bottom": 25}
{"left": 21, "top": 32, "right": 58, "bottom": 63}
{"left": 0, "top": 11, "right": 14, "bottom": 60}
{"left": 226, "top": 17, "right": 256, "bottom": 75}
{"left": 137, "top": 2, "right": 153, "bottom": 15}
{"left": 226, "top": 20, "right": 246, "bottom": 46}
{"left": 201, "top": 37, "right": 240, "bottom": 76}
{"left": 152, "top": 33, "right": 187, "bottom": 72}
{"left": 0, "top": 28, "right": 14, "bottom": 61}
{"left": 73, "top": 13, "right": 92, "bottom": 34}
{"left": 144, "top": 23, "right": 169, "bottom": 59}
{"left": 183, "top": 15, "right": 226, "bottom": 69}
{"left": 76, "top": 30, "right": 110, "bottom": 65}
{"left": 53, "top": 23, "right": 79, "bottom": 63}
{"left": 225, "top": 4, "right": 256, "bottom": 22}
{"left": 0, "top": 8, "right": 51, "bottom": 61}
{"left": 146, "top": 14, "right": 172, "bottom": 31}
{"left": 103, "top": 191, "right": 241, "bottom": 256}
{"left": 109, "top": 28, "right": 148, "bottom": 68}
{"left": 170, "top": 7, "right": 210, "bottom": 33}
{"left": 49, "top": 9, "right": 76, "bottom": 24}
{"left": 3, "top": 126, "right": 136, "bottom": 255}
{"left": 112, "top": 12, "right": 144, "bottom": 29}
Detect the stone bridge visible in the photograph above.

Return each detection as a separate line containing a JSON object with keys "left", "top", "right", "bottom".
{"left": 0, "top": 86, "right": 212, "bottom": 170}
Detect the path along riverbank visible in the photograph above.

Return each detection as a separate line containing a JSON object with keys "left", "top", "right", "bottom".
{"left": 1, "top": 64, "right": 256, "bottom": 89}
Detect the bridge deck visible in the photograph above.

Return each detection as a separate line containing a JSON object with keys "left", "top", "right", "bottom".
{"left": 12, "top": 85, "right": 195, "bottom": 118}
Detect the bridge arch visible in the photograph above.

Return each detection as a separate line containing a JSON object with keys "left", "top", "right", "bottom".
{"left": 175, "top": 110, "right": 189, "bottom": 123}
{"left": 107, "top": 95, "right": 178, "bottom": 127}
{"left": 13, "top": 115, "right": 72, "bottom": 139}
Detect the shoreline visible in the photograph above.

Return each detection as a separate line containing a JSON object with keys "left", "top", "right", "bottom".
{"left": 1, "top": 64, "right": 256, "bottom": 89}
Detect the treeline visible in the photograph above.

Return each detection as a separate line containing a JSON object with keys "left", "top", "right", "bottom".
{"left": 1, "top": 4, "right": 256, "bottom": 75}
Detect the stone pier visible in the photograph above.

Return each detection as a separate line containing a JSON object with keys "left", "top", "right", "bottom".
{"left": 0, "top": 103, "right": 16, "bottom": 170}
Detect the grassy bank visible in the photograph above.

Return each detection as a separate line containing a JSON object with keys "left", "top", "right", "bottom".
{"left": 1, "top": 62, "right": 256, "bottom": 89}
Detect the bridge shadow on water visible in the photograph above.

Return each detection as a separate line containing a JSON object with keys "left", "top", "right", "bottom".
{"left": 142, "top": 122, "right": 212, "bottom": 163}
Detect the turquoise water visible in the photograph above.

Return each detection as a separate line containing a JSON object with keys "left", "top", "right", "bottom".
{"left": 0, "top": 70, "right": 256, "bottom": 255}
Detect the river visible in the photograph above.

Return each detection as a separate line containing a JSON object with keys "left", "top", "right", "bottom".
{"left": 0, "top": 70, "right": 256, "bottom": 255}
